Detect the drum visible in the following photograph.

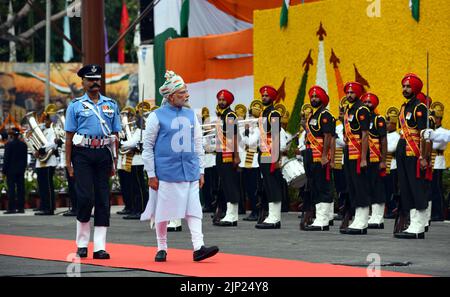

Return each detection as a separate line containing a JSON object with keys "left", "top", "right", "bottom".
{"left": 281, "top": 158, "right": 307, "bottom": 188}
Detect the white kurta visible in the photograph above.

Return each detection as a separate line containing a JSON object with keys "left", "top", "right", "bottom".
{"left": 121, "top": 128, "right": 144, "bottom": 166}
{"left": 433, "top": 127, "right": 448, "bottom": 169}
{"left": 35, "top": 127, "right": 58, "bottom": 168}
{"left": 431, "top": 128, "right": 450, "bottom": 144}
{"left": 140, "top": 110, "right": 204, "bottom": 225}
{"left": 387, "top": 131, "right": 400, "bottom": 170}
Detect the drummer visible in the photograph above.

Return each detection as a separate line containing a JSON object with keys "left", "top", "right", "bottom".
{"left": 302, "top": 85, "right": 336, "bottom": 231}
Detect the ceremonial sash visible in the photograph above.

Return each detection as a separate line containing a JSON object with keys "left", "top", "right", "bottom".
{"left": 344, "top": 110, "right": 362, "bottom": 173}
{"left": 334, "top": 147, "right": 343, "bottom": 170}
{"left": 385, "top": 153, "right": 393, "bottom": 174}
{"left": 216, "top": 116, "right": 233, "bottom": 163}
{"left": 399, "top": 105, "right": 420, "bottom": 158}
{"left": 244, "top": 148, "right": 257, "bottom": 168}
{"left": 305, "top": 114, "right": 324, "bottom": 163}
{"left": 368, "top": 137, "right": 381, "bottom": 163}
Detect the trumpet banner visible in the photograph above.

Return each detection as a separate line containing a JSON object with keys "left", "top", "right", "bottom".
{"left": 254, "top": 0, "right": 450, "bottom": 165}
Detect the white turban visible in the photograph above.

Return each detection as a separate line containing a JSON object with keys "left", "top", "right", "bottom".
{"left": 158, "top": 70, "right": 185, "bottom": 99}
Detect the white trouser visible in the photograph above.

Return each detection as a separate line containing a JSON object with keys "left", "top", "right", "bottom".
{"left": 93, "top": 227, "right": 107, "bottom": 252}
{"left": 76, "top": 220, "right": 90, "bottom": 248}
{"left": 348, "top": 207, "right": 369, "bottom": 229}
{"left": 263, "top": 202, "right": 281, "bottom": 224}
{"left": 156, "top": 216, "right": 204, "bottom": 251}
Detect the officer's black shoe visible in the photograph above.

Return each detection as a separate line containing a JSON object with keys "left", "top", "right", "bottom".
{"left": 116, "top": 208, "right": 132, "bottom": 215}
{"left": 243, "top": 214, "right": 258, "bottom": 221}
{"left": 16, "top": 209, "right": 25, "bottom": 214}
{"left": 329, "top": 220, "right": 334, "bottom": 226}
{"left": 304, "top": 225, "right": 329, "bottom": 231}
{"left": 213, "top": 220, "right": 237, "bottom": 227}
{"left": 93, "top": 250, "right": 110, "bottom": 259}
{"left": 394, "top": 231, "right": 425, "bottom": 239}
{"left": 368, "top": 223, "right": 384, "bottom": 229}
{"left": 34, "top": 210, "right": 54, "bottom": 216}
{"left": 167, "top": 226, "right": 182, "bottom": 232}
{"left": 123, "top": 213, "right": 141, "bottom": 220}
{"left": 340, "top": 227, "right": 368, "bottom": 235}
{"left": 193, "top": 246, "right": 219, "bottom": 262}
{"left": 155, "top": 250, "right": 167, "bottom": 262}
{"left": 3, "top": 210, "right": 16, "bottom": 214}
{"left": 76, "top": 247, "right": 88, "bottom": 258}
{"left": 63, "top": 210, "right": 77, "bottom": 217}
{"left": 255, "top": 221, "right": 281, "bottom": 229}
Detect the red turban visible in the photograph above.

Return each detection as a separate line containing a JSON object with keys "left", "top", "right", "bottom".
{"left": 216, "top": 89, "right": 234, "bottom": 105}
{"left": 259, "top": 85, "right": 278, "bottom": 101}
{"left": 416, "top": 92, "right": 432, "bottom": 105}
{"left": 402, "top": 73, "right": 423, "bottom": 95}
{"left": 344, "top": 82, "right": 364, "bottom": 99}
{"left": 308, "top": 85, "right": 329, "bottom": 106}
{"left": 361, "top": 93, "right": 379, "bottom": 109}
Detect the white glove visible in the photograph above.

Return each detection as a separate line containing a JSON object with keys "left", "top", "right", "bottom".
{"left": 421, "top": 129, "right": 433, "bottom": 141}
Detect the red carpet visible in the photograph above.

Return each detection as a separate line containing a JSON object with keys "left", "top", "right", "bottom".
{"left": 0, "top": 234, "right": 428, "bottom": 277}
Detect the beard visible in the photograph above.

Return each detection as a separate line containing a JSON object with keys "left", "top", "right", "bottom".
{"left": 403, "top": 91, "right": 414, "bottom": 99}
{"left": 311, "top": 101, "right": 321, "bottom": 108}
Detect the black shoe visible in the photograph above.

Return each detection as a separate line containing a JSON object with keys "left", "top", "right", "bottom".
{"left": 213, "top": 220, "right": 237, "bottom": 227}
{"left": 155, "top": 250, "right": 167, "bottom": 262}
{"left": 123, "top": 213, "right": 141, "bottom": 220}
{"left": 34, "top": 210, "right": 54, "bottom": 216}
{"left": 243, "top": 214, "right": 258, "bottom": 221}
{"left": 167, "top": 226, "right": 182, "bottom": 232}
{"left": 255, "top": 221, "right": 281, "bottom": 229}
{"left": 33, "top": 208, "right": 41, "bottom": 212}
{"left": 63, "top": 210, "right": 77, "bottom": 217}
{"left": 425, "top": 226, "right": 429, "bottom": 232}
{"left": 116, "top": 208, "right": 132, "bottom": 215}
{"left": 16, "top": 209, "right": 25, "bottom": 213}
{"left": 340, "top": 227, "right": 368, "bottom": 235}
{"left": 394, "top": 231, "right": 425, "bottom": 239}
{"left": 93, "top": 250, "right": 110, "bottom": 259}
{"left": 193, "top": 246, "right": 219, "bottom": 262}
{"left": 329, "top": 220, "right": 334, "bottom": 226}
{"left": 304, "top": 225, "right": 329, "bottom": 231}
{"left": 368, "top": 223, "right": 384, "bottom": 229}
{"left": 3, "top": 210, "right": 16, "bottom": 214}
{"left": 77, "top": 247, "right": 88, "bottom": 258}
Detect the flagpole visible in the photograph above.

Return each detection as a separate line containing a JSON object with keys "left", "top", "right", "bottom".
{"left": 45, "top": 0, "right": 51, "bottom": 107}
{"left": 426, "top": 52, "right": 429, "bottom": 131}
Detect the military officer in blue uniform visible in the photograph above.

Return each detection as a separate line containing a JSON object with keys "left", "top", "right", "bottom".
{"left": 65, "top": 64, "right": 121, "bottom": 259}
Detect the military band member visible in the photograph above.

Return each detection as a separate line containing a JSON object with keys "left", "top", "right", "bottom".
{"left": 238, "top": 101, "right": 262, "bottom": 221}
{"left": 34, "top": 107, "right": 59, "bottom": 216}
{"left": 361, "top": 93, "right": 388, "bottom": 229}
{"left": 201, "top": 107, "right": 217, "bottom": 214}
{"left": 302, "top": 86, "right": 335, "bottom": 231}
{"left": 65, "top": 64, "right": 122, "bottom": 259}
{"left": 334, "top": 97, "right": 350, "bottom": 224}
{"left": 394, "top": 73, "right": 429, "bottom": 239}
{"left": 340, "top": 82, "right": 371, "bottom": 235}
{"left": 117, "top": 106, "right": 136, "bottom": 217}
{"left": 384, "top": 107, "right": 401, "bottom": 219}
{"left": 255, "top": 85, "right": 283, "bottom": 229}
{"left": 276, "top": 104, "right": 291, "bottom": 213}
{"left": 213, "top": 90, "right": 241, "bottom": 227}
{"left": 121, "top": 103, "right": 149, "bottom": 220}
{"left": 429, "top": 102, "right": 446, "bottom": 221}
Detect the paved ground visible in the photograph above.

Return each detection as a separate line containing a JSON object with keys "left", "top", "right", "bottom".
{"left": 0, "top": 206, "right": 449, "bottom": 277}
